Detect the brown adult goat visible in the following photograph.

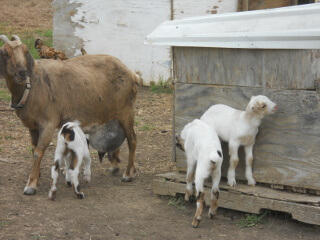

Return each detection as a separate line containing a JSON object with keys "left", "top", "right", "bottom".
{"left": 0, "top": 35, "right": 139, "bottom": 195}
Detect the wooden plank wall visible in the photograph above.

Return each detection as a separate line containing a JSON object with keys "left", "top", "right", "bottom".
{"left": 238, "top": 0, "right": 297, "bottom": 12}
{"left": 173, "top": 47, "right": 320, "bottom": 191}
{"left": 173, "top": 47, "right": 320, "bottom": 90}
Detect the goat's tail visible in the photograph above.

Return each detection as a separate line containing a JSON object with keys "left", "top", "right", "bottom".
{"left": 133, "top": 71, "right": 143, "bottom": 86}
{"left": 81, "top": 47, "right": 87, "bottom": 55}
{"left": 211, "top": 150, "right": 223, "bottom": 166}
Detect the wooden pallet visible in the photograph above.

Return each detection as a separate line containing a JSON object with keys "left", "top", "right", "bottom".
{"left": 153, "top": 172, "right": 320, "bottom": 226}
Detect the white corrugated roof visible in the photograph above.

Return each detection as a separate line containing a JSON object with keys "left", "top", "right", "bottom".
{"left": 144, "top": 3, "right": 320, "bottom": 49}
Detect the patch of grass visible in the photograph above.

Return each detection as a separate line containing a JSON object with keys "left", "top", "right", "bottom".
{"left": 0, "top": 24, "right": 53, "bottom": 59}
{"left": 0, "top": 147, "right": 2, "bottom": 153}
{"left": 140, "top": 124, "right": 154, "bottom": 131}
{"left": 150, "top": 77, "right": 173, "bottom": 94}
{"left": 0, "top": 221, "right": 9, "bottom": 227}
{"left": 4, "top": 135, "right": 15, "bottom": 140}
{"left": 168, "top": 196, "right": 186, "bottom": 210}
{"left": 30, "top": 234, "right": 47, "bottom": 239}
{"left": 134, "top": 119, "right": 141, "bottom": 127}
{"left": 26, "top": 146, "right": 33, "bottom": 154}
{"left": 236, "top": 211, "right": 268, "bottom": 228}
{"left": 0, "top": 90, "right": 11, "bottom": 102}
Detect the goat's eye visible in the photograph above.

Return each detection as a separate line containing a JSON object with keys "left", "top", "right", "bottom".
{"left": 2, "top": 51, "right": 9, "bottom": 58}
{"left": 262, "top": 104, "right": 266, "bottom": 108}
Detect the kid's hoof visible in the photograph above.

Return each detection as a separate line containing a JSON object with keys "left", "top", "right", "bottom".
{"left": 83, "top": 175, "right": 91, "bottom": 183}
{"left": 24, "top": 187, "right": 36, "bottom": 195}
{"left": 192, "top": 219, "right": 200, "bottom": 228}
{"left": 77, "top": 193, "right": 84, "bottom": 199}
{"left": 208, "top": 211, "right": 216, "bottom": 219}
{"left": 49, "top": 191, "right": 56, "bottom": 201}
{"left": 247, "top": 179, "right": 256, "bottom": 186}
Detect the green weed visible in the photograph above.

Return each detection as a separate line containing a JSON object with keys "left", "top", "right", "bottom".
{"left": 0, "top": 221, "right": 9, "bottom": 227}
{"left": 236, "top": 211, "right": 268, "bottom": 228}
{"left": 30, "top": 234, "right": 47, "bottom": 239}
{"left": 5, "top": 135, "right": 15, "bottom": 140}
{"left": 168, "top": 196, "right": 186, "bottom": 210}
{"left": 0, "top": 90, "right": 10, "bottom": 102}
{"left": 140, "top": 124, "right": 154, "bottom": 131}
{"left": 150, "top": 77, "right": 173, "bottom": 94}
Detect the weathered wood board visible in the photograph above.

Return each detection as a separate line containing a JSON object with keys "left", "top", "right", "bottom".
{"left": 157, "top": 173, "right": 320, "bottom": 204}
{"left": 174, "top": 83, "right": 320, "bottom": 191}
{"left": 238, "top": 0, "right": 294, "bottom": 11}
{"left": 153, "top": 173, "right": 320, "bottom": 225}
{"left": 173, "top": 47, "right": 320, "bottom": 90}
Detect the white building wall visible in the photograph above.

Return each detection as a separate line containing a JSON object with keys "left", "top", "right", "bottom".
{"left": 173, "top": 0, "right": 238, "bottom": 19}
{"left": 53, "top": 0, "right": 238, "bottom": 84}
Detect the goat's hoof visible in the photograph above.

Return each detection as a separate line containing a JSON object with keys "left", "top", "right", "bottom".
{"left": 185, "top": 194, "right": 190, "bottom": 201}
{"left": 49, "top": 190, "right": 56, "bottom": 201}
{"left": 208, "top": 211, "right": 216, "bottom": 219}
{"left": 83, "top": 175, "right": 91, "bottom": 183}
{"left": 192, "top": 218, "right": 201, "bottom": 228}
{"left": 76, "top": 193, "right": 84, "bottom": 199}
{"left": 247, "top": 179, "right": 256, "bottom": 186}
{"left": 24, "top": 187, "right": 37, "bottom": 195}
{"left": 110, "top": 167, "right": 120, "bottom": 175}
{"left": 121, "top": 176, "right": 133, "bottom": 182}
{"left": 227, "top": 180, "right": 237, "bottom": 187}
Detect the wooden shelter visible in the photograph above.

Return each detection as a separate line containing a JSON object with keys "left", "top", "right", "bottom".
{"left": 145, "top": 3, "right": 320, "bottom": 225}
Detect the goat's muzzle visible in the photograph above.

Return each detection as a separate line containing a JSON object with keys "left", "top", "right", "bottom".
{"left": 15, "top": 69, "right": 28, "bottom": 83}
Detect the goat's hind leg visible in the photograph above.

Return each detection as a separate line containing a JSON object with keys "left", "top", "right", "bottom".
{"left": 185, "top": 158, "right": 196, "bottom": 201}
{"left": 70, "top": 154, "right": 84, "bottom": 199}
{"left": 120, "top": 115, "right": 137, "bottom": 182}
{"left": 208, "top": 166, "right": 221, "bottom": 219}
{"left": 49, "top": 160, "right": 60, "bottom": 200}
{"left": 192, "top": 173, "right": 206, "bottom": 228}
{"left": 108, "top": 148, "right": 121, "bottom": 174}
{"left": 83, "top": 150, "right": 91, "bottom": 183}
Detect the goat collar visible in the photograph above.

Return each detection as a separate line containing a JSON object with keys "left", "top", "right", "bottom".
{"left": 11, "top": 77, "right": 31, "bottom": 109}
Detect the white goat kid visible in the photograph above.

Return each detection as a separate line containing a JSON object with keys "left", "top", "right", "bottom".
{"left": 200, "top": 95, "right": 278, "bottom": 187}
{"left": 181, "top": 119, "right": 223, "bottom": 228}
{"left": 49, "top": 121, "right": 91, "bottom": 200}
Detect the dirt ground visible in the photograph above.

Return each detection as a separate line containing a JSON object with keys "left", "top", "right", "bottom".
{"left": 1, "top": 1, "right": 320, "bottom": 240}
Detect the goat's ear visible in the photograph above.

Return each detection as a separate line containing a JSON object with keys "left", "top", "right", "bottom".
{"left": 26, "top": 51, "right": 35, "bottom": 78}
{"left": 0, "top": 49, "right": 6, "bottom": 79}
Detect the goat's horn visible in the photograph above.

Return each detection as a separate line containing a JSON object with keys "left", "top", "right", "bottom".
{"left": 0, "top": 35, "right": 10, "bottom": 43}
{"left": 11, "top": 35, "right": 21, "bottom": 41}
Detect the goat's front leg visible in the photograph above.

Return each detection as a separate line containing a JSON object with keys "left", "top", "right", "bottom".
{"left": 244, "top": 144, "right": 256, "bottom": 186}
{"left": 208, "top": 164, "right": 221, "bottom": 218}
{"left": 29, "top": 129, "right": 39, "bottom": 154}
{"left": 24, "top": 125, "right": 55, "bottom": 195}
{"left": 227, "top": 141, "right": 240, "bottom": 187}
